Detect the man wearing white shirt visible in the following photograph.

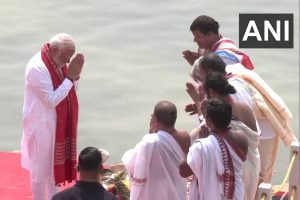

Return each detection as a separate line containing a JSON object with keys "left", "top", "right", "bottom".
{"left": 21, "top": 33, "right": 84, "bottom": 200}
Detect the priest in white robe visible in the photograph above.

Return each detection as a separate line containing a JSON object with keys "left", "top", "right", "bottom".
{"left": 122, "top": 101, "right": 190, "bottom": 200}
{"left": 180, "top": 99, "right": 248, "bottom": 200}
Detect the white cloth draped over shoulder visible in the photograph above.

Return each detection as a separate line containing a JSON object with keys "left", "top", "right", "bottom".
{"left": 228, "top": 77, "right": 253, "bottom": 111}
{"left": 187, "top": 135, "right": 244, "bottom": 200}
{"left": 230, "top": 120, "right": 260, "bottom": 200}
{"left": 189, "top": 120, "right": 260, "bottom": 200}
{"left": 228, "top": 76, "right": 262, "bottom": 137}
{"left": 226, "top": 63, "right": 298, "bottom": 182}
{"left": 226, "top": 63, "right": 297, "bottom": 146}
{"left": 122, "top": 130, "right": 187, "bottom": 200}
{"left": 21, "top": 51, "right": 79, "bottom": 183}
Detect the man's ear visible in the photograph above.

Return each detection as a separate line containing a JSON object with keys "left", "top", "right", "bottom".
{"left": 50, "top": 46, "right": 59, "bottom": 55}
{"left": 76, "top": 165, "right": 80, "bottom": 172}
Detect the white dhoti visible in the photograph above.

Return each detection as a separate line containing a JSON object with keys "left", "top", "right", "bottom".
{"left": 257, "top": 119, "right": 279, "bottom": 183}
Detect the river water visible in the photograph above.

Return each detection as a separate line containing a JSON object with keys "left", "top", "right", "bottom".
{"left": 0, "top": 0, "right": 298, "bottom": 183}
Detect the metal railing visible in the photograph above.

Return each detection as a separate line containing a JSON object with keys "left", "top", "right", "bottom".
{"left": 258, "top": 141, "right": 299, "bottom": 200}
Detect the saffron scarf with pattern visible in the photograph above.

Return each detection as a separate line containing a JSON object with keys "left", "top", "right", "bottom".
{"left": 41, "top": 43, "right": 78, "bottom": 185}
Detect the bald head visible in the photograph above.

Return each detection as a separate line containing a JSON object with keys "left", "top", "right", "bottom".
{"left": 154, "top": 101, "right": 177, "bottom": 127}
{"left": 49, "top": 33, "right": 75, "bottom": 50}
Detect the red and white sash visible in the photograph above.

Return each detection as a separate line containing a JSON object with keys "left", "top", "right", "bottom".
{"left": 214, "top": 128, "right": 246, "bottom": 199}
{"left": 41, "top": 43, "right": 78, "bottom": 185}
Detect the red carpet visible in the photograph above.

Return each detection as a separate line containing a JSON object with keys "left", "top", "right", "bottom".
{"left": 0, "top": 152, "right": 73, "bottom": 200}
{"left": 0, "top": 152, "right": 32, "bottom": 200}
{"left": 0, "top": 152, "right": 289, "bottom": 200}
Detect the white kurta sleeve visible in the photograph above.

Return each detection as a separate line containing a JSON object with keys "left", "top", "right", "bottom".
{"left": 27, "top": 66, "right": 74, "bottom": 108}
{"left": 73, "top": 79, "right": 79, "bottom": 91}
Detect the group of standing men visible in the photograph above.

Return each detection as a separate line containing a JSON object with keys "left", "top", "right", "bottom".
{"left": 122, "top": 15, "right": 297, "bottom": 200}
{"left": 21, "top": 15, "right": 297, "bottom": 200}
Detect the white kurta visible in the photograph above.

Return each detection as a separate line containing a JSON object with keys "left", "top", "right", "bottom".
{"left": 187, "top": 135, "right": 244, "bottom": 200}
{"left": 122, "top": 131, "right": 187, "bottom": 200}
{"left": 21, "top": 51, "right": 78, "bottom": 183}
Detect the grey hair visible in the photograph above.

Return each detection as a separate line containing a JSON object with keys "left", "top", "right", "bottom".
{"left": 190, "top": 57, "right": 202, "bottom": 80}
{"left": 49, "top": 33, "right": 75, "bottom": 50}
